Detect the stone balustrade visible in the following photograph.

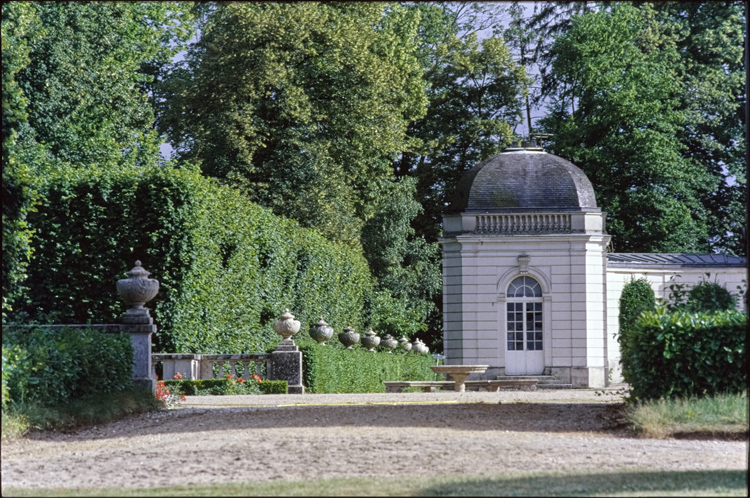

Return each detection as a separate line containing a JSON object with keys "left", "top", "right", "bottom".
{"left": 152, "top": 353, "right": 269, "bottom": 381}
{"left": 475, "top": 213, "right": 572, "bottom": 234}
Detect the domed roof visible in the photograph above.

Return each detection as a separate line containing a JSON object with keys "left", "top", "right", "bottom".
{"left": 448, "top": 150, "right": 598, "bottom": 213}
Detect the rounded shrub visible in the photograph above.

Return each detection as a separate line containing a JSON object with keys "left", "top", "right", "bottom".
{"left": 684, "top": 280, "right": 737, "bottom": 313}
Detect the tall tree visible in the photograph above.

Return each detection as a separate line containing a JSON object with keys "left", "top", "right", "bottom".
{"left": 3, "top": 2, "right": 196, "bottom": 318}
{"left": 157, "top": 2, "right": 427, "bottom": 247}
{"left": 539, "top": 3, "right": 714, "bottom": 252}
{"left": 395, "top": 2, "right": 530, "bottom": 243}
{"left": 14, "top": 2, "right": 195, "bottom": 172}
{"left": 649, "top": 1, "right": 746, "bottom": 255}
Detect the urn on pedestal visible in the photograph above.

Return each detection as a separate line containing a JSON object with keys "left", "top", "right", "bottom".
{"left": 412, "top": 338, "right": 429, "bottom": 354}
{"left": 381, "top": 334, "right": 398, "bottom": 353}
{"left": 399, "top": 336, "right": 412, "bottom": 352}
{"left": 117, "top": 260, "right": 159, "bottom": 324}
{"left": 310, "top": 317, "right": 334, "bottom": 345}
{"left": 361, "top": 328, "right": 381, "bottom": 353}
{"left": 338, "top": 325, "right": 360, "bottom": 350}
{"left": 273, "top": 309, "right": 301, "bottom": 350}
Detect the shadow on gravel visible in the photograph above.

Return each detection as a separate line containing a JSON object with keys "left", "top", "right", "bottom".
{"left": 25, "top": 402, "right": 633, "bottom": 442}
{"left": 419, "top": 469, "right": 747, "bottom": 496}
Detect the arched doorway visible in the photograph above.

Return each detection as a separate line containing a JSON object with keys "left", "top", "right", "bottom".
{"left": 505, "top": 276, "right": 544, "bottom": 375}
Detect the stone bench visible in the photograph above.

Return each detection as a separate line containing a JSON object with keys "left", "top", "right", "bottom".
{"left": 384, "top": 379, "right": 538, "bottom": 393}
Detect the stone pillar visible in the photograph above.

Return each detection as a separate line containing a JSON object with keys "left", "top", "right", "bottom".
{"left": 269, "top": 309, "right": 305, "bottom": 393}
{"left": 269, "top": 346, "right": 305, "bottom": 394}
{"left": 117, "top": 261, "right": 159, "bottom": 392}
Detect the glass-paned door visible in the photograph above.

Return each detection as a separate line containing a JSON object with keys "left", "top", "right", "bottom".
{"left": 505, "top": 277, "right": 544, "bottom": 375}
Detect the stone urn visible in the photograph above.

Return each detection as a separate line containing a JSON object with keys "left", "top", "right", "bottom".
{"left": 117, "top": 260, "right": 159, "bottom": 324}
{"left": 361, "top": 328, "right": 381, "bottom": 353}
{"left": 412, "top": 338, "right": 429, "bottom": 354}
{"left": 399, "top": 336, "right": 412, "bottom": 352}
{"left": 309, "top": 317, "right": 334, "bottom": 345}
{"left": 381, "top": 334, "right": 398, "bottom": 353}
{"left": 338, "top": 325, "right": 360, "bottom": 350}
{"left": 273, "top": 309, "right": 301, "bottom": 346}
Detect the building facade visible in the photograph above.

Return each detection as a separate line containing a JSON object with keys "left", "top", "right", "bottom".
{"left": 439, "top": 146, "right": 746, "bottom": 387}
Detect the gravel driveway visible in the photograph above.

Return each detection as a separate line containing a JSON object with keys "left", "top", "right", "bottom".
{"left": 2, "top": 390, "right": 747, "bottom": 491}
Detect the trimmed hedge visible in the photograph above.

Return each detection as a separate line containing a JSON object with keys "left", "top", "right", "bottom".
{"left": 300, "top": 343, "right": 435, "bottom": 393}
{"left": 162, "top": 379, "right": 228, "bottom": 395}
{"left": 685, "top": 281, "right": 737, "bottom": 313}
{"left": 163, "top": 378, "right": 287, "bottom": 395}
{"left": 621, "top": 309, "right": 746, "bottom": 401}
{"left": 1, "top": 326, "right": 133, "bottom": 406}
{"left": 618, "top": 277, "right": 656, "bottom": 339}
{"left": 10, "top": 165, "right": 374, "bottom": 354}
{"left": 259, "top": 380, "right": 288, "bottom": 395}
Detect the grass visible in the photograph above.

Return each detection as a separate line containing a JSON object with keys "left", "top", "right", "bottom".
{"left": 626, "top": 392, "right": 748, "bottom": 439}
{"left": 2, "top": 469, "right": 746, "bottom": 497}
{"left": 1, "top": 388, "right": 163, "bottom": 440}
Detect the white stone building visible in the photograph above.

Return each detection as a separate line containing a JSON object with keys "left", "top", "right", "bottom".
{"left": 439, "top": 145, "right": 746, "bottom": 388}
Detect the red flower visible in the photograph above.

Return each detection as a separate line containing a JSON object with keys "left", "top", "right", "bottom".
{"left": 252, "top": 374, "right": 262, "bottom": 383}
{"left": 226, "top": 374, "right": 232, "bottom": 379}
{"left": 174, "top": 372, "right": 183, "bottom": 380}
{"left": 230, "top": 380, "right": 236, "bottom": 385}
{"left": 238, "top": 378, "right": 244, "bottom": 384}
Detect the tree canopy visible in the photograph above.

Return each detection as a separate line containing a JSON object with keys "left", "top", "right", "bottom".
{"left": 157, "top": 2, "right": 427, "bottom": 246}
{"left": 538, "top": 2, "right": 745, "bottom": 253}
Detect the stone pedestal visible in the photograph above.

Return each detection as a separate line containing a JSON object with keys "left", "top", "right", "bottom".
{"left": 125, "top": 324, "right": 156, "bottom": 391}
{"left": 268, "top": 346, "right": 305, "bottom": 394}
{"left": 117, "top": 261, "right": 160, "bottom": 392}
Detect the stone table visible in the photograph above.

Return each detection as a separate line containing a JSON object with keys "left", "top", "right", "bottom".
{"left": 430, "top": 365, "right": 488, "bottom": 393}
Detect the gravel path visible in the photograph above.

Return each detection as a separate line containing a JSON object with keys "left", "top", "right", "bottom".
{"left": 2, "top": 390, "right": 747, "bottom": 491}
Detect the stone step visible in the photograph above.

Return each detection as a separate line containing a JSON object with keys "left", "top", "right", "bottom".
{"left": 536, "top": 383, "right": 574, "bottom": 389}
{"left": 496, "top": 375, "right": 560, "bottom": 382}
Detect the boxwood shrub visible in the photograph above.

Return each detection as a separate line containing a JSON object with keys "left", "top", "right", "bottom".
{"left": 621, "top": 309, "right": 746, "bottom": 401}
{"left": 9, "top": 165, "right": 373, "bottom": 355}
{"left": 300, "top": 343, "right": 435, "bottom": 393}
{"left": 259, "top": 380, "right": 288, "bottom": 395}
{"left": 2, "top": 326, "right": 133, "bottom": 406}
{"left": 162, "top": 378, "right": 287, "bottom": 395}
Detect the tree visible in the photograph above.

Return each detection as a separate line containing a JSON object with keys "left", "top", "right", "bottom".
{"left": 14, "top": 2, "right": 195, "bottom": 172}
{"left": 648, "top": 1, "right": 746, "bottom": 255}
{"left": 394, "top": 2, "right": 530, "bottom": 243}
{"left": 3, "top": 2, "right": 196, "bottom": 319}
{"left": 157, "top": 2, "right": 427, "bottom": 246}
{"left": 2, "top": 2, "right": 44, "bottom": 317}
{"left": 538, "top": 3, "right": 715, "bottom": 252}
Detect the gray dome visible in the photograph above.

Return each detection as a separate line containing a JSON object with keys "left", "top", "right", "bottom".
{"left": 448, "top": 151, "right": 598, "bottom": 213}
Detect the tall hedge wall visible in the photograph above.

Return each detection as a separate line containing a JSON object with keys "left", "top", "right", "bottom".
{"left": 10, "top": 166, "right": 373, "bottom": 354}
{"left": 300, "top": 343, "right": 436, "bottom": 393}
{"left": 622, "top": 309, "right": 746, "bottom": 401}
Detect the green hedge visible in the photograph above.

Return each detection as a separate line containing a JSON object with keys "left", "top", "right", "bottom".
{"left": 9, "top": 165, "right": 374, "bottom": 354}
{"left": 259, "top": 380, "right": 288, "bottom": 395}
{"left": 685, "top": 281, "right": 737, "bottom": 313}
{"left": 300, "top": 343, "right": 435, "bottom": 393}
{"left": 621, "top": 309, "right": 746, "bottom": 401}
{"left": 162, "top": 378, "right": 287, "bottom": 395}
{"left": 1, "top": 326, "right": 133, "bottom": 406}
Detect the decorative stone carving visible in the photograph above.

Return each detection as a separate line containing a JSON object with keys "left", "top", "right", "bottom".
{"left": 399, "top": 336, "right": 412, "bottom": 352}
{"left": 412, "top": 338, "right": 429, "bottom": 354}
{"left": 361, "top": 328, "right": 381, "bottom": 352}
{"left": 338, "top": 325, "right": 360, "bottom": 350}
{"left": 117, "top": 260, "right": 159, "bottom": 324}
{"left": 381, "top": 334, "right": 398, "bottom": 353}
{"left": 273, "top": 309, "right": 301, "bottom": 347}
{"left": 309, "top": 317, "right": 334, "bottom": 345}
{"left": 518, "top": 253, "right": 530, "bottom": 274}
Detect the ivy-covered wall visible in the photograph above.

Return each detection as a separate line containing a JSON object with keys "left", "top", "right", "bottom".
{"left": 11, "top": 165, "right": 373, "bottom": 354}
